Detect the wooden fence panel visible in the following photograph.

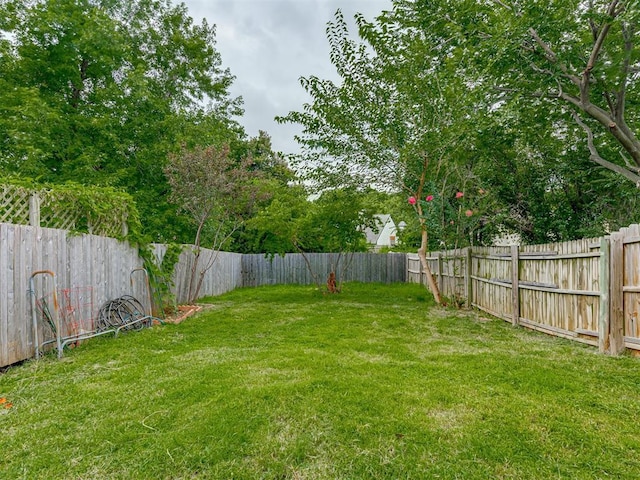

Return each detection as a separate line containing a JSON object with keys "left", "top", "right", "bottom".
{"left": 0, "top": 224, "right": 9, "bottom": 366}
{"left": 470, "top": 246, "right": 513, "bottom": 321}
{"left": 198, "top": 250, "right": 243, "bottom": 298}
{"left": 408, "top": 250, "right": 469, "bottom": 302}
{"left": 518, "top": 238, "right": 602, "bottom": 346}
{"left": 152, "top": 245, "right": 243, "bottom": 304}
{"left": 1, "top": 225, "right": 245, "bottom": 367}
{"left": 409, "top": 240, "right": 605, "bottom": 348}
{"left": 241, "top": 252, "right": 406, "bottom": 288}
{"left": 0, "top": 224, "right": 30, "bottom": 367}
{"left": 436, "top": 250, "right": 464, "bottom": 300}
{"left": 406, "top": 254, "right": 421, "bottom": 284}
{"left": 622, "top": 224, "right": 640, "bottom": 351}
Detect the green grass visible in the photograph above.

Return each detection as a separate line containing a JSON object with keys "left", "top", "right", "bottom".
{"left": 1, "top": 283, "right": 640, "bottom": 479}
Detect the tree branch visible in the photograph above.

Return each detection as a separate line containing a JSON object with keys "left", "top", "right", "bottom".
{"left": 584, "top": 2, "right": 617, "bottom": 73}
{"left": 559, "top": 90, "right": 640, "bottom": 166}
{"left": 620, "top": 151, "right": 640, "bottom": 173}
{"left": 589, "top": 18, "right": 599, "bottom": 42}
{"left": 580, "top": 1, "right": 621, "bottom": 105}
{"left": 572, "top": 111, "right": 640, "bottom": 186}
{"left": 527, "top": 28, "right": 582, "bottom": 85}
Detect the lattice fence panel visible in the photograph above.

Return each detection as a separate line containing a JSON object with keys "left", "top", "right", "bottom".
{"left": 88, "top": 211, "right": 127, "bottom": 238}
{"left": 0, "top": 184, "right": 31, "bottom": 225}
{"left": 1, "top": 183, "right": 130, "bottom": 239}
{"left": 40, "top": 190, "right": 82, "bottom": 231}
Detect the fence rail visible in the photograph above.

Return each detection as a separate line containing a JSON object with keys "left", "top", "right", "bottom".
{"left": 408, "top": 224, "right": 640, "bottom": 355}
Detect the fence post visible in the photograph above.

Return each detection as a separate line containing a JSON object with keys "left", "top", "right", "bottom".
{"left": 29, "top": 193, "right": 41, "bottom": 227}
{"left": 608, "top": 232, "right": 625, "bottom": 355}
{"left": 598, "top": 237, "right": 610, "bottom": 354}
{"left": 437, "top": 253, "right": 443, "bottom": 296}
{"left": 466, "top": 247, "right": 472, "bottom": 309}
{"left": 511, "top": 244, "right": 520, "bottom": 326}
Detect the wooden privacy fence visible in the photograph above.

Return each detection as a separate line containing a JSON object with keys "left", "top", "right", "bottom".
{"left": 1, "top": 223, "right": 406, "bottom": 368}
{"left": 0, "top": 223, "right": 244, "bottom": 368}
{"left": 152, "top": 244, "right": 244, "bottom": 303}
{"left": 407, "top": 224, "right": 640, "bottom": 355}
{"left": 241, "top": 252, "right": 406, "bottom": 287}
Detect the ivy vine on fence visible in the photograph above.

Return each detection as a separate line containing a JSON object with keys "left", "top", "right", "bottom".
{"left": 0, "top": 176, "right": 140, "bottom": 239}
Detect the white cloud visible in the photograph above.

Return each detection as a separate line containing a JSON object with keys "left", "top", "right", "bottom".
{"left": 179, "top": 0, "right": 392, "bottom": 155}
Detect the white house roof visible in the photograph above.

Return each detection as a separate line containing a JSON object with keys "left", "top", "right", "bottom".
{"left": 364, "top": 214, "right": 393, "bottom": 244}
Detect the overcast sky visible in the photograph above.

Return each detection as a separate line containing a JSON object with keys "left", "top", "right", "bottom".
{"left": 179, "top": 0, "right": 392, "bottom": 156}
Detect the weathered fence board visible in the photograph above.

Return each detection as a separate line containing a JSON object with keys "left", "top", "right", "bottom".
{"left": 518, "top": 238, "right": 602, "bottom": 346}
{"left": 621, "top": 224, "right": 640, "bottom": 351}
{"left": 1, "top": 224, "right": 406, "bottom": 367}
{"left": 241, "top": 252, "right": 406, "bottom": 288}
{"left": 0, "top": 225, "right": 246, "bottom": 367}
{"left": 407, "top": 226, "right": 640, "bottom": 354}
{"left": 152, "top": 245, "right": 243, "bottom": 304}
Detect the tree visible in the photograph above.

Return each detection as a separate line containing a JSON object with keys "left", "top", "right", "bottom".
{"left": 376, "top": 0, "right": 640, "bottom": 243}
{"left": 278, "top": 7, "right": 491, "bottom": 303}
{"left": 164, "top": 144, "right": 267, "bottom": 302}
{"left": 0, "top": 0, "right": 242, "bottom": 241}
{"left": 281, "top": 1, "right": 640, "bottom": 273}
{"left": 469, "top": 0, "right": 640, "bottom": 185}
{"left": 247, "top": 186, "right": 377, "bottom": 292}
{"left": 225, "top": 131, "right": 297, "bottom": 253}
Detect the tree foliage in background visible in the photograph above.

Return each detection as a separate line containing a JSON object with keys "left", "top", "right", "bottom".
{"left": 280, "top": 0, "right": 640, "bottom": 261}
{"left": 474, "top": 0, "right": 640, "bottom": 185}
{"left": 3, "top": 0, "right": 640, "bottom": 269}
{"left": 226, "top": 131, "right": 297, "bottom": 253}
{"left": 247, "top": 186, "right": 377, "bottom": 292}
{"left": 0, "top": 0, "right": 243, "bottom": 242}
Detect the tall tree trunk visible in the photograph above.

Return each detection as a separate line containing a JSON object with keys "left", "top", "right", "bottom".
{"left": 417, "top": 218, "right": 442, "bottom": 305}
{"left": 413, "top": 154, "right": 442, "bottom": 304}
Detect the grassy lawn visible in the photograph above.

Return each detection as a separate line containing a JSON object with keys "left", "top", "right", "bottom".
{"left": 1, "top": 282, "right": 640, "bottom": 479}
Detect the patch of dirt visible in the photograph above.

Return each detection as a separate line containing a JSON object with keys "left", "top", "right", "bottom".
{"left": 161, "top": 304, "right": 214, "bottom": 324}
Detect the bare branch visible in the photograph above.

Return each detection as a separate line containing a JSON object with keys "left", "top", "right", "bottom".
{"left": 589, "top": 18, "right": 599, "bottom": 41}
{"left": 620, "top": 151, "right": 640, "bottom": 173}
{"left": 555, "top": 77, "right": 563, "bottom": 98}
{"left": 604, "top": 91, "right": 616, "bottom": 114}
{"left": 585, "top": 17, "right": 614, "bottom": 73}
{"left": 528, "top": 28, "right": 557, "bottom": 62}
{"left": 571, "top": 111, "right": 640, "bottom": 186}
{"left": 527, "top": 28, "right": 582, "bottom": 85}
